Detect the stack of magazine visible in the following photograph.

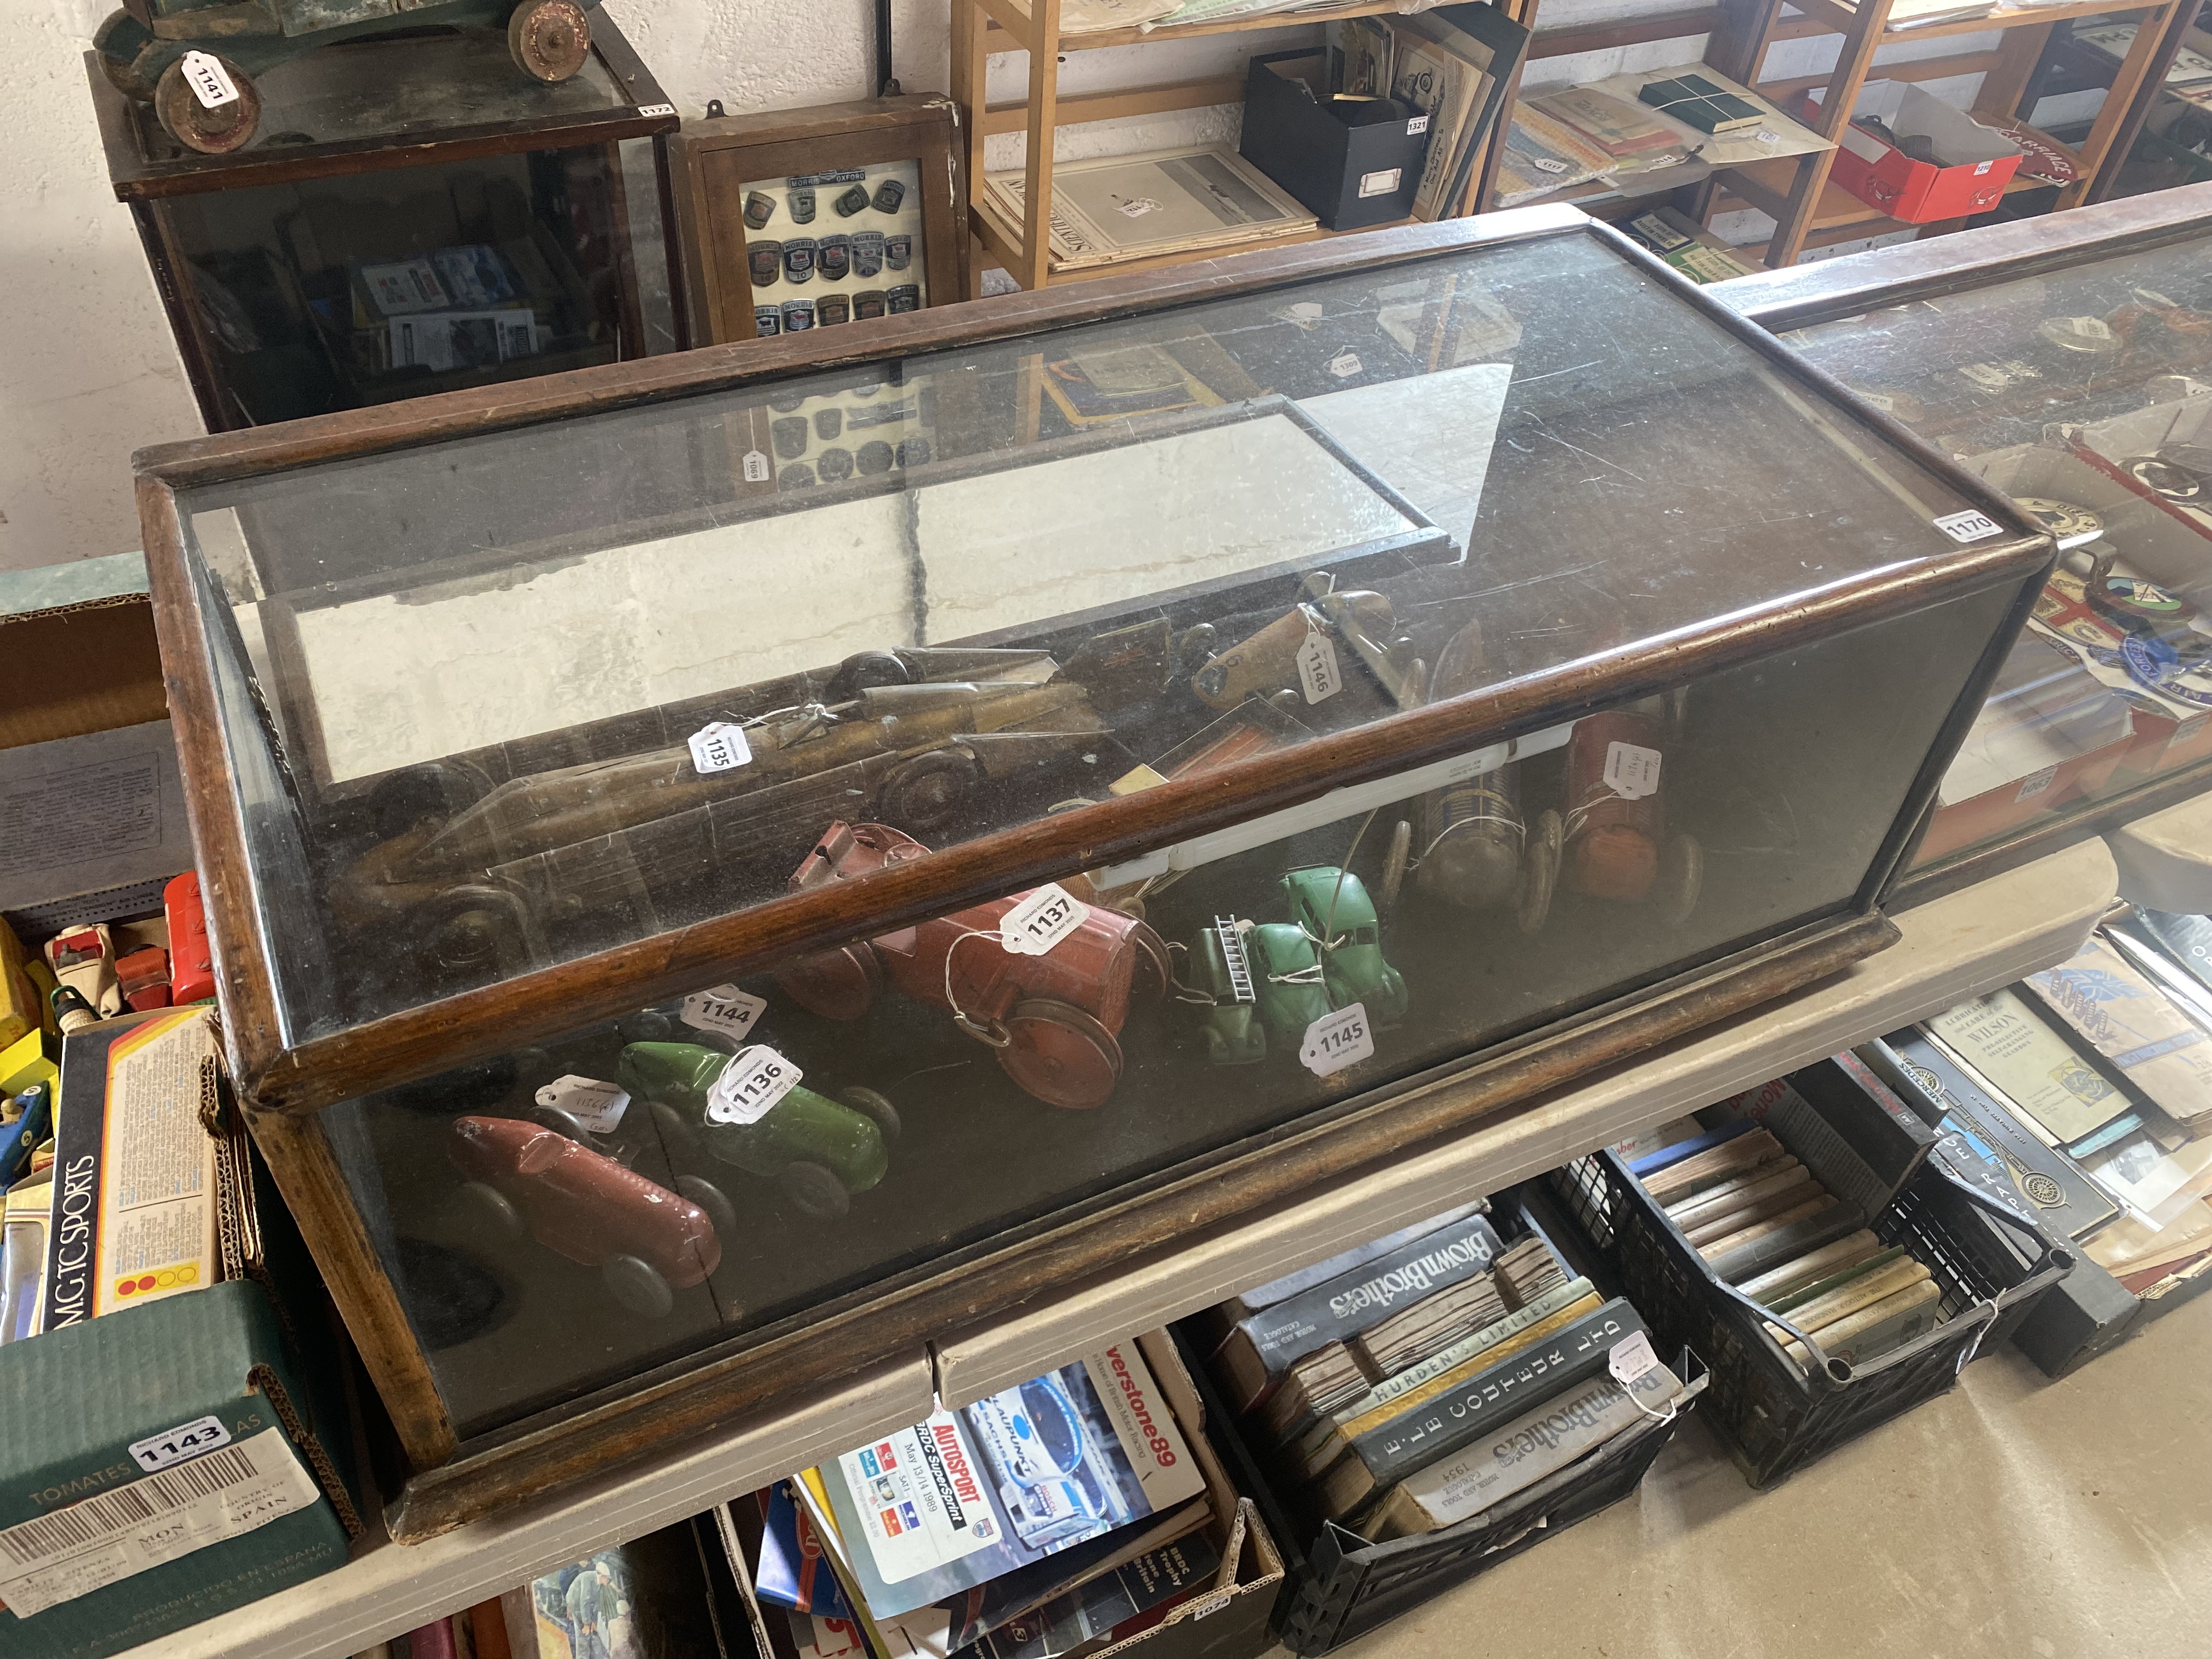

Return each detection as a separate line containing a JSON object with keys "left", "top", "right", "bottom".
{"left": 760, "top": 1338, "right": 1226, "bottom": 1659}
{"left": 1865, "top": 911, "right": 2212, "bottom": 1301}
{"left": 1200, "top": 1200, "right": 1684, "bottom": 1541}
{"left": 979, "top": 145, "right": 1317, "bottom": 274}
{"left": 1330, "top": 9, "right": 1520, "bottom": 220}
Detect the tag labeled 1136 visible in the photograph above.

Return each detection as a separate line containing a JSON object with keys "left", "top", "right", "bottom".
{"left": 1300, "top": 1002, "right": 1373, "bottom": 1077}
{"left": 707, "top": 1045, "right": 802, "bottom": 1125}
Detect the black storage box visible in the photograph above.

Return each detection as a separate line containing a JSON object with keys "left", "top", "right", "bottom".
{"left": 1550, "top": 1146, "right": 2072, "bottom": 1489}
{"left": 1240, "top": 52, "right": 1429, "bottom": 229}
{"left": 1173, "top": 1193, "right": 1706, "bottom": 1655}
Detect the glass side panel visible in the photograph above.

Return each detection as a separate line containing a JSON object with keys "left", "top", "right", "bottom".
{"left": 1780, "top": 233, "right": 2212, "bottom": 873}
{"left": 176, "top": 227, "right": 1999, "bottom": 1047}
{"left": 329, "top": 585, "right": 2019, "bottom": 1437}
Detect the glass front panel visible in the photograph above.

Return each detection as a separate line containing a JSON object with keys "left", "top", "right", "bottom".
{"left": 1777, "top": 231, "right": 2212, "bottom": 874}
{"left": 158, "top": 143, "right": 649, "bottom": 427}
{"left": 177, "top": 228, "right": 2004, "bottom": 1058}
{"left": 327, "top": 586, "right": 2016, "bottom": 1435}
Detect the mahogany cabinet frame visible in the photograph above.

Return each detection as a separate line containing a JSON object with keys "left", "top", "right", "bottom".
{"left": 668, "top": 94, "right": 968, "bottom": 346}
{"left": 1719, "top": 178, "right": 2212, "bottom": 909}
{"left": 134, "top": 206, "right": 2053, "bottom": 1535}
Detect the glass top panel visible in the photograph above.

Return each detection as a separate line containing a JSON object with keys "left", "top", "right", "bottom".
{"left": 176, "top": 225, "right": 1992, "bottom": 1047}
{"left": 121, "top": 27, "right": 629, "bottom": 169}
{"left": 1780, "top": 231, "right": 2212, "bottom": 874}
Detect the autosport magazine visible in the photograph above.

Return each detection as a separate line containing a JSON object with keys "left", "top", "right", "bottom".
{"left": 819, "top": 1339, "right": 1208, "bottom": 1620}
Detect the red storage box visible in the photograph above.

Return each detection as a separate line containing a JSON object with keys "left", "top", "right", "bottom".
{"left": 1802, "top": 81, "right": 2023, "bottom": 222}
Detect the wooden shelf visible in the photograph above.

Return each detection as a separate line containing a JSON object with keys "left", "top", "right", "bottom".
{"left": 981, "top": 0, "right": 1427, "bottom": 53}
{"left": 971, "top": 196, "right": 1410, "bottom": 285}
{"left": 115, "top": 836, "right": 2121, "bottom": 1657}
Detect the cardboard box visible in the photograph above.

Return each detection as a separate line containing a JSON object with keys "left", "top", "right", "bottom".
{"left": 1803, "top": 81, "right": 2022, "bottom": 222}
{"left": 727, "top": 1329, "right": 1284, "bottom": 1659}
{"left": 0, "top": 1279, "right": 358, "bottom": 1658}
{"left": 0, "top": 555, "right": 184, "bottom": 944}
{"left": 1240, "top": 52, "right": 1430, "bottom": 230}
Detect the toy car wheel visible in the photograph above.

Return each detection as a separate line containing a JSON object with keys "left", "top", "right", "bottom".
{"left": 828, "top": 650, "right": 912, "bottom": 702}
{"left": 675, "top": 1175, "right": 737, "bottom": 1239}
{"left": 839, "top": 1087, "right": 901, "bottom": 1146}
{"left": 508, "top": 0, "right": 594, "bottom": 83}
{"left": 1126, "top": 921, "right": 1173, "bottom": 1003}
{"left": 154, "top": 55, "right": 261, "bottom": 155}
{"left": 781, "top": 1160, "right": 851, "bottom": 1218}
{"left": 454, "top": 1179, "right": 528, "bottom": 1243}
{"left": 879, "top": 749, "right": 978, "bottom": 833}
{"left": 651, "top": 1101, "right": 707, "bottom": 1164}
{"left": 1000, "top": 999, "right": 1123, "bottom": 1110}
{"left": 1517, "top": 809, "right": 1564, "bottom": 935}
{"left": 1380, "top": 819, "right": 1412, "bottom": 915}
{"left": 529, "top": 1104, "right": 594, "bottom": 1144}
{"left": 1654, "top": 832, "right": 1703, "bottom": 924}
{"left": 602, "top": 1254, "right": 674, "bottom": 1318}
{"left": 425, "top": 885, "right": 535, "bottom": 977}
{"left": 94, "top": 13, "right": 157, "bottom": 102}
{"left": 775, "top": 940, "right": 883, "bottom": 1021}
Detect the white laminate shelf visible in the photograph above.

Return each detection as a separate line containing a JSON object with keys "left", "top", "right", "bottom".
{"left": 120, "top": 838, "right": 2117, "bottom": 1659}
{"left": 2107, "top": 786, "right": 2212, "bottom": 915}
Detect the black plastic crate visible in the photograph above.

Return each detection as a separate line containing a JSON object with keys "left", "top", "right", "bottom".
{"left": 1550, "top": 1148, "right": 2072, "bottom": 1489}
{"left": 1170, "top": 1222, "right": 1707, "bottom": 1656}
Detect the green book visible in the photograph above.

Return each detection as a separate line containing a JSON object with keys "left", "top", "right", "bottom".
{"left": 1638, "top": 74, "right": 1765, "bottom": 136}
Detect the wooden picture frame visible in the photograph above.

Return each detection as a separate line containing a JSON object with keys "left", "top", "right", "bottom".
{"left": 670, "top": 94, "right": 967, "bottom": 346}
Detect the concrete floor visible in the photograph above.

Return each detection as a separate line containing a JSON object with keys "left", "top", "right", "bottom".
{"left": 1298, "top": 1293, "right": 2212, "bottom": 1659}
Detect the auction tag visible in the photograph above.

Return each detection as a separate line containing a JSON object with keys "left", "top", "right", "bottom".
{"left": 707, "top": 1045, "right": 802, "bottom": 1125}
{"left": 1407, "top": 114, "right": 1431, "bottom": 135}
{"left": 1959, "top": 360, "right": 2011, "bottom": 391}
{"left": 179, "top": 51, "right": 239, "bottom": 109}
{"left": 1327, "top": 349, "right": 1363, "bottom": 379}
{"left": 2066, "top": 315, "right": 2114, "bottom": 341}
{"left": 1300, "top": 1003, "right": 1373, "bottom": 1077}
{"left": 637, "top": 101, "right": 678, "bottom": 119}
{"left": 1933, "top": 508, "right": 2004, "bottom": 544}
{"left": 743, "top": 449, "right": 771, "bottom": 482}
{"left": 128, "top": 1415, "right": 232, "bottom": 1476}
{"left": 1297, "top": 631, "right": 1342, "bottom": 704}
{"left": 1608, "top": 1329, "right": 1661, "bottom": 1386}
{"left": 1001, "top": 883, "right": 1089, "bottom": 955}
{"left": 536, "top": 1075, "right": 631, "bottom": 1135}
{"left": 1860, "top": 392, "right": 1896, "bottom": 414}
{"left": 681, "top": 983, "right": 768, "bottom": 1041}
{"left": 1189, "top": 1592, "right": 1235, "bottom": 1621}
{"left": 689, "top": 720, "right": 753, "bottom": 774}
{"left": 1755, "top": 128, "right": 1780, "bottom": 146}
{"left": 1602, "top": 741, "right": 1662, "bottom": 800}
{"left": 2015, "top": 764, "right": 2059, "bottom": 803}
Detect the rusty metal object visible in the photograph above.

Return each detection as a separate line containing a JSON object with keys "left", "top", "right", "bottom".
{"left": 154, "top": 53, "right": 261, "bottom": 154}
{"left": 508, "top": 0, "right": 591, "bottom": 82}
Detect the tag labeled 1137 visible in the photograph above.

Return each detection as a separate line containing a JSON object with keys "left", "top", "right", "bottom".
{"left": 1001, "top": 883, "right": 1088, "bottom": 955}
{"left": 1300, "top": 1002, "right": 1373, "bottom": 1077}
{"left": 707, "top": 1045, "right": 803, "bottom": 1125}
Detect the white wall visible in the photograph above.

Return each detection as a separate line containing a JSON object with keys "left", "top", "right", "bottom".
{"left": 2, "top": 0, "right": 1310, "bottom": 574}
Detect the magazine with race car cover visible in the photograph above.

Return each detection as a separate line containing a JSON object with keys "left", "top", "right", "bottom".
{"left": 817, "top": 1338, "right": 1207, "bottom": 1620}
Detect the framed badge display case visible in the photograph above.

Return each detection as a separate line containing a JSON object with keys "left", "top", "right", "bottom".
{"left": 133, "top": 206, "right": 2051, "bottom": 1540}
{"left": 87, "top": 15, "right": 685, "bottom": 432}
{"left": 669, "top": 96, "right": 966, "bottom": 347}
{"left": 1721, "top": 180, "right": 2212, "bottom": 904}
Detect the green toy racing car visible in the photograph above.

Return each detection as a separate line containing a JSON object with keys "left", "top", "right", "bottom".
{"left": 617, "top": 1042, "right": 898, "bottom": 1220}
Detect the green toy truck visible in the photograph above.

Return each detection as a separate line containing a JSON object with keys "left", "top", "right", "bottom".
{"left": 1184, "top": 866, "right": 1408, "bottom": 1062}
{"left": 96, "top": 0, "right": 602, "bottom": 155}
{"left": 617, "top": 1042, "right": 898, "bottom": 1220}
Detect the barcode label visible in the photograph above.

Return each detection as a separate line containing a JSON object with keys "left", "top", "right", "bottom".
{"left": 0, "top": 1427, "right": 321, "bottom": 1617}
